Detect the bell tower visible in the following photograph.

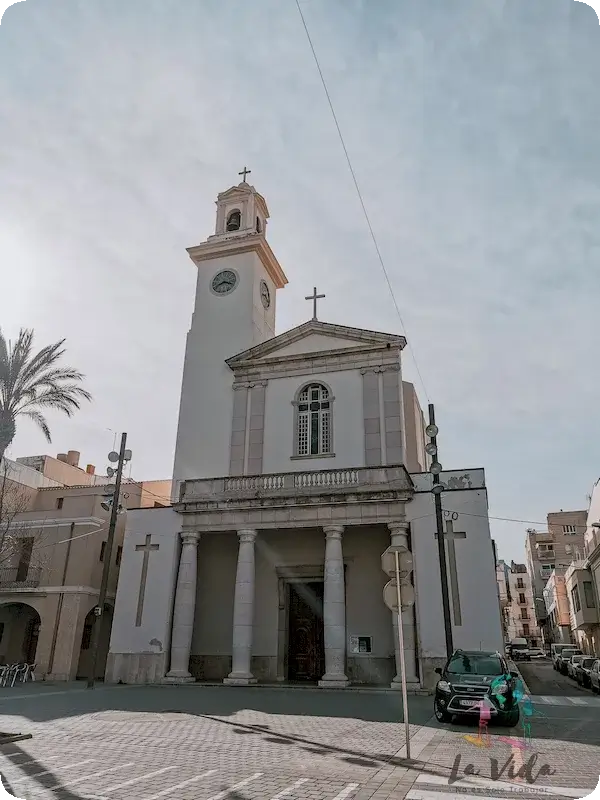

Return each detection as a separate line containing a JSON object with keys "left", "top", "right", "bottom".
{"left": 172, "top": 172, "right": 288, "bottom": 491}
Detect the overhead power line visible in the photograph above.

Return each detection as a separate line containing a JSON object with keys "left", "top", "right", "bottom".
{"left": 294, "top": 0, "right": 430, "bottom": 403}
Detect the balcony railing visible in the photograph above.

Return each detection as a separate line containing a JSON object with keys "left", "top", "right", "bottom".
{"left": 0, "top": 566, "right": 42, "bottom": 589}
{"left": 537, "top": 549, "right": 556, "bottom": 560}
{"left": 180, "top": 465, "right": 413, "bottom": 504}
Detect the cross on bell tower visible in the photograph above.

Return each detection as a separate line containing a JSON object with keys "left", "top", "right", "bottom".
{"left": 239, "top": 166, "right": 251, "bottom": 183}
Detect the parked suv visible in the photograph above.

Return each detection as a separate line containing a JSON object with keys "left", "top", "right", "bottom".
{"left": 557, "top": 649, "right": 582, "bottom": 675}
{"left": 590, "top": 660, "right": 600, "bottom": 693}
{"left": 434, "top": 650, "right": 520, "bottom": 727}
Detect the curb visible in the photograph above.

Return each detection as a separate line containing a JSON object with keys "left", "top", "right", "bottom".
{"left": 152, "top": 681, "right": 432, "bottom": 695}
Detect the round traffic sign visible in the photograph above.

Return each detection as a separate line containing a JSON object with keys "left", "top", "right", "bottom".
{"left": 383, "top": 581, "right": 415, "bottom": 612}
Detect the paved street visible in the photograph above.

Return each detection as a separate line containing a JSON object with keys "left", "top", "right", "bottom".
{"left": 0, "top": 679, "right": 597, "bottom": 800}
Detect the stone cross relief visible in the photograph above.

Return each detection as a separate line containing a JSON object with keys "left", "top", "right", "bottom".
{"left": 435, "top": 519, "right": 466, "bottom": 626}
{"left": 135, "top": 534, "right": 159, "bottom": 627}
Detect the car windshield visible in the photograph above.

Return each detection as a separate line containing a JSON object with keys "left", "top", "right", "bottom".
{"left": 582, "top": 658, "right": 595, "bottom": 667}
{"left": 447, "top": 654, "right": 504, "bottom": 675}
{"left": 512, "top": 644, "right": 527, "bottom": 650}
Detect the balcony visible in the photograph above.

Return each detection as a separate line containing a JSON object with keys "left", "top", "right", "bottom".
{"left": 0, "top": 566, "right": 42, "bottom": 589}
{"left": 177, "top": 465, "right": 414, "bottom": 532}
{"left": 537, "top": 549, "right": 556, "bottom": 561}
{"left": 565, "top": 562, "right": 600, "bottom": 630}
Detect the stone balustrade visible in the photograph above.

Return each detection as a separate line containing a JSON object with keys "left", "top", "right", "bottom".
{"left": 179, "top": 465, "right": 413, "bottom": 503}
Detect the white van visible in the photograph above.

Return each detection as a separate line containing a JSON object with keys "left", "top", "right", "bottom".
{"left": 510, "top": 638, "right": 530, "bottom": 661}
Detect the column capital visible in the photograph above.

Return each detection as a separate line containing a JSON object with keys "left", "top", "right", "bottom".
{"left": 388, "top": 520, "right": 409, "bottom": 535}
{"left": 237, "top": 529, "right": 257, "bottom": 543}
{"left": 323, "top": 524, "right": 344, "bottom": 539}
{"left": 180, "top": 530, "right": 201, "bottom": 546}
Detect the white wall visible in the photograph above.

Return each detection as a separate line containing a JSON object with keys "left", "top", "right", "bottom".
{"left": 172, "top": 248, "right": 277, "bottom": 488}
{"left": 407, "top": 470, "right": 504, "bottom": 658}
{"left": 108, "top": 507, "right": 180, "bottom": 658}
{"left": 262, "top": 369, "right": 365, "bottom": 474}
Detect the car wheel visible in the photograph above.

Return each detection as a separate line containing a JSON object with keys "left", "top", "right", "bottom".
{"left": 501, "top": 706, "right": 520, "bottom": 727}
{"left": 434, "top": 698, "right": 452, "bottom": 723}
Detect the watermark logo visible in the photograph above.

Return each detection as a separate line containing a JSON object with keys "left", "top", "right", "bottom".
{"left": 458, "top": 674, "right": 558, "bottom": 785}
{"left": 0, "top": 1, "right": 25, "bottom": 25}
{"left": 0, "top": 774, "right": 24, "bottom": 800}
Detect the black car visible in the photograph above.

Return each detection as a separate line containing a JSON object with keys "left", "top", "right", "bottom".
{"left": 434, "top": 650, "right": 520, "bottom": 727}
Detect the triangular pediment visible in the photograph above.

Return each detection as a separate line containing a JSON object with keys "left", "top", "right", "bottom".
{"left": 226, "top": 320, "right": 406, "bottom": 368}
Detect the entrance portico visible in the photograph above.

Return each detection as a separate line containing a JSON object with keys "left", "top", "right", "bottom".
{"left": 164, "top": 464, "right": 417, "bottom": 687}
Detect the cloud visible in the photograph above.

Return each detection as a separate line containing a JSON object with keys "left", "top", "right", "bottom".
{"left": 1, "top": 0, "right": 599, "bottom": 558}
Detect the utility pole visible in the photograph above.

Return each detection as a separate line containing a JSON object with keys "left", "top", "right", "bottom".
{"left": 426, "top": 405, "right": 454, "bottom": 661}
{"left": 87, "top": 432, "right": 128, "bottom": 689}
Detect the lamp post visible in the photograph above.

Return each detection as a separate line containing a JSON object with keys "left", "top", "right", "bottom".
{"left": 426, "top": 404, "right": 453, "bottom": 661}
{"left": 86, "top": 433, "right": 131, "bottom": 689}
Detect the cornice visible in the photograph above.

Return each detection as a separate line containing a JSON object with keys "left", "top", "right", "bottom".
{"left": 187, "top": 234, "right": 287, "bottom": 289}
{"left": 231, "top": 351, "right": 401, "bottom": 383}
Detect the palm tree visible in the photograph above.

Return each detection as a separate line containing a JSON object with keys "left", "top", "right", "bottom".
{"left": 0, "top": 328, "right": 92, "bottom": 463}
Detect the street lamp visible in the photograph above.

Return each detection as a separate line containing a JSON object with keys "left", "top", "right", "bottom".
{"left": 87, "top": 433, "right": 131, "bottom": 689}
{"left": 427, "top": 404, "right": 453, "bottom": 660}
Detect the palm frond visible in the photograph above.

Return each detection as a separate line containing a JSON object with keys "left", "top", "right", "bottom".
{"left": 0, "top": 328, "right": 91, "bottom": 452}
{"left": 21, "top": 410, "right": 52, "bottom": 443}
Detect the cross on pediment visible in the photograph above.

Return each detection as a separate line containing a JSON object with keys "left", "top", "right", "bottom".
{"left": 239, "top": 166, "right": 251, "bottom": 182}
{"left": 135, "top": 534, "right": 159, "bottom": 627}
{"left": 305, "top": 286, "right": 325, "bottom": 320}
{"left": 435, "top": 519, "right": 466, "bottom": 626}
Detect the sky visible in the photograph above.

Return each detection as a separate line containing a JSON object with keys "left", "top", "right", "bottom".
{"left": 1, "top": 0, "right": 599, "bottom": 562}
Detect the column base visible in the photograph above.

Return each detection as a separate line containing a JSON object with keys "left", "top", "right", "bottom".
{"left": 318, "top": 674, "right": 349, "bottom": 688}
{"left": 224, "top": 673, "right": 257, "bottom": 686}
{"left": 162, "top": 673, "right": 196, "bottom": 684}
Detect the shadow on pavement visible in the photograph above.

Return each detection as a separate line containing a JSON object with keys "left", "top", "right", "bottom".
{"left": 0, "top": 744, "right": 91, "bottom": 800}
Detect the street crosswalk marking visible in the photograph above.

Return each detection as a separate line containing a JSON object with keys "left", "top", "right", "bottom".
{"left": 206, "top": 772, "right": 263, "bottom": 800}
{"left": 102, "top": 765, "right": 178, "bottom": 792}
{"left": 0, "top": 756, "right": 60, "bottom": 769}
{"left": 531, "top": 695, "right": 600, "bottom": 707}
{"left": 10, "top": 759, "right": 95, "bottom": 784}
{"left": 143, "top": 769, "right": 217, "bottom": 799}
{"left": 330, "top": 785, "right": 359, "bottom": 800}
{"left": 0, "top": 760, "right": 365, "bottom": 800}
{"left": 47, "top": 762, "right": 135, "bottom": 792}
{"left": 270, "top": 777, "right": 309, "bottom": 799}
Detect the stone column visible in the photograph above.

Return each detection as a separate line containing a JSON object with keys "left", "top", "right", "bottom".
{"left": 389, "top": 521, "right": 419, "bottom": 689}
{"left": 224, "top": 529, "right": 258, "bottom": 685}
{"left": 319, "top": 525, "right": 349, "bottom": 688}
{"left": 164, "top": 530, "right": 200, "bottom": 683}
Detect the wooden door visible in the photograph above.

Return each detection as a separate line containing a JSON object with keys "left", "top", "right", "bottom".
{"left": 288, "top": 582, "right": 324, "bottom": 681}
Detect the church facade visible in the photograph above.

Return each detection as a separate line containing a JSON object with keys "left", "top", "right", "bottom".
{"left": 106, "top": 178, "right": 503, "bottom": 690}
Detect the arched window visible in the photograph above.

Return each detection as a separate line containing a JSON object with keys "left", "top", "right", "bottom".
{"left": 295, "top": 383, "right": 333, "bottom": 457}
{"left": 226, "top": 209, "right": 241, "bottom": 231}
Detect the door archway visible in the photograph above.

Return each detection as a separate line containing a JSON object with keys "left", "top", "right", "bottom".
{"left": 0, "top": 603, "right": 41, "bottom": 665}
{"left": 76, "top": 603, "right": 114, "bottom": 680}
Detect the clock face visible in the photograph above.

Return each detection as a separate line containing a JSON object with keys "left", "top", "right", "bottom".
{"left": 211, "top": 270, "right": 238, "bottom": 295}
{"left": 260, "top": 280, "right": 271, "bottom": 309}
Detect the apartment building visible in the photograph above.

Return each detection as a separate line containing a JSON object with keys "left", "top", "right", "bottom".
{"left": 496, "top": 560, "right": 510, "bottom": 641}
{"left": 542, "top": 569, "right": 573, "bottom": 645}
{"left": 0, "top": 450, "right": 170, "bottom": 680}
{"left": 497, "top": 560, "right": 541, "bottom": 646}
{"left": 526, "top": 509, "right": 587, "bottom": 631}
